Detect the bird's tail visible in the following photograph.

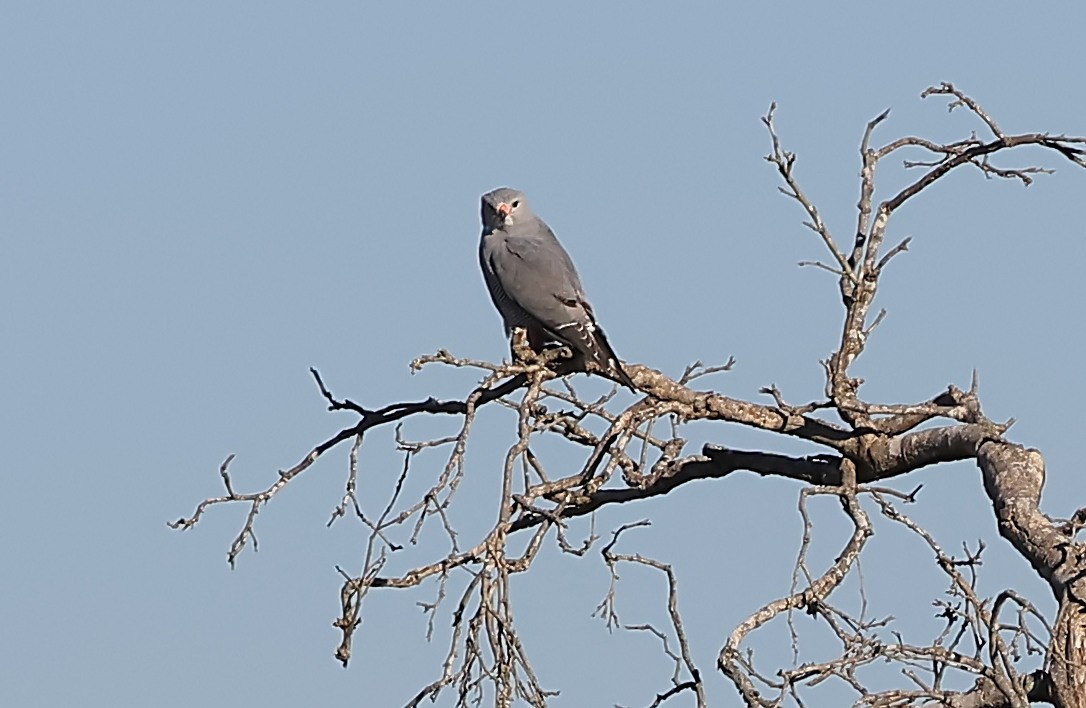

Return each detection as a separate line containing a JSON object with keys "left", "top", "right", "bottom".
{"left": 551, "top": 318, "right": 637, "bottom": 390}
{"left": 587, "top": 327, "right": 636, "bottom": 390}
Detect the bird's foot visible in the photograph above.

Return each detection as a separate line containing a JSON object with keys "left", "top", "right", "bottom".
{"left": 511, "top": 328, "right": 537, "bottom": 365}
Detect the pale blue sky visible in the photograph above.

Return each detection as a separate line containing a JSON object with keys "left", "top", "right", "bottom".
{"left": 4, "top": 2, "right": 1085, "bottom": 706}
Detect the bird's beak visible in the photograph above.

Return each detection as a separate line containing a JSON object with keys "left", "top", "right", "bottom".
{"left": 497, "top": 202, "right": 512, "bottom": 217}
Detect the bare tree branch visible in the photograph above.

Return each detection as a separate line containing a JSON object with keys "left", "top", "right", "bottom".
{"left": 173, "top": 83, "right": 1086, "bottom": 707}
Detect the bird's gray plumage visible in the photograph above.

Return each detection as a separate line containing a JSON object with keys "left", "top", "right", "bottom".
{"left": 478, "top": 187, "right": 634, "bottom": 389}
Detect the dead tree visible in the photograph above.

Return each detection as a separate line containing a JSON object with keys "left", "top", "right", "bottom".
{"left": 173, "top": 83, "right": 1086, "bottom": 707}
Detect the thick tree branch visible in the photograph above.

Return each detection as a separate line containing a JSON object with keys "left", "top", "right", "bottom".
{"left": 174, "top": 83, "right": 1086, "bottom": 706}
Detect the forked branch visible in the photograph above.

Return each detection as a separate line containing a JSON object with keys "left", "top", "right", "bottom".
{"left": 173, "top": 84, "right": 1086, "bottom": 707}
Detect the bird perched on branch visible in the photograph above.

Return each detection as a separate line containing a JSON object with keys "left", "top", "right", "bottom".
{"left": 478, "top": 187, "right": 635, "bottom": 389}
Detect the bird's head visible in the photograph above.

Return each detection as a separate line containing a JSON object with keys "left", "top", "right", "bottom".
{"left": 481, "top": 187, "right": 532, "bottom": 232}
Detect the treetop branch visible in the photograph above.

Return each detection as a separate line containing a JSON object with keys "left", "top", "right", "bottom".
{"left": 173, "top": 84, "right": 1086, "bottom": 707}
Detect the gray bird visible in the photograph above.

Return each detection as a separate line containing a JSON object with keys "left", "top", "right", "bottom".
{"left": 478, "top": 187, "right": 635, "bottom": 389}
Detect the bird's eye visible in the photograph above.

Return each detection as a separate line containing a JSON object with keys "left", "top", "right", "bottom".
{"left": 511, "top": 200, "right": 520, "bottom": 208}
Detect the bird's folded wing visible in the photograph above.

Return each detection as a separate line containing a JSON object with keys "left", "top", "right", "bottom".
{"left": 490, "top": 234, "right": 588, "bottom": 332}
